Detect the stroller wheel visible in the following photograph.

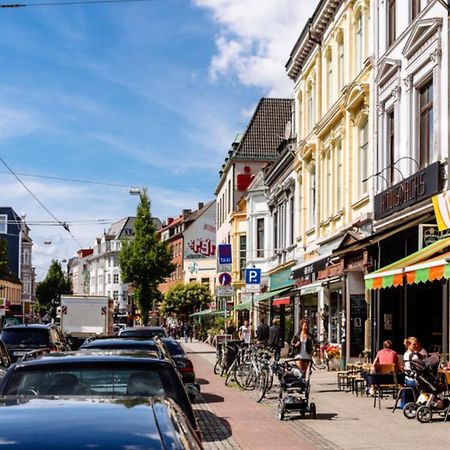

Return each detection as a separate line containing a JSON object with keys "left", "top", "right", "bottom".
{"left": 309, "top": 402, "right": 317, "bottom": 419}
{"left": 416, "top": 406, "right": 432, "bottom": 424}
{"left": 278, "top": 403, "right": 285, "bottom": 421}
{"left": 403, "top": 402, "right": 417, "bottom": 420}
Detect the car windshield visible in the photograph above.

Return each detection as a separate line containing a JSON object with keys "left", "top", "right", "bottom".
{"left": 7, "top": 366, "right": 170, "bottom": 397}
{"left": 162, "top": 340, "right": 185, "bottom": 356}
{"left": 120, "top": 329, "right": 166, "bottom": 338}
{"left": 0, "top": 329, "right": 49, "bottom": 347}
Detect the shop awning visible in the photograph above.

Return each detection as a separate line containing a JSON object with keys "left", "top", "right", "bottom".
{"left": 364, "top": 237, "right": 450, "bottom": 290}
{"left": 253, "top": 286, "right": 292, "bottom": 303}
{"left": 190, "top": 309, "right": 226, "bottom": 317}
{"left": 272, "top": 297, "right": 290, "bottom": 306}
{"left": 234, "top": 301, "right": 252, "bottom": 311}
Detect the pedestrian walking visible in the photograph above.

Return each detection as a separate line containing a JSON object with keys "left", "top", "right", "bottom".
{"left": 291, "top": 319, "right": 314, "bottom": 374}
{"left": 256, "top": 317, "right": 269, "bottom": 344}
{"left": 268, "top": 318, "right": 283, "bottom": 361}
{"left": 183, "top": 322, "right": 190, "bottom": 343}
{"left": 238, "top": 320, "right": 251, "bottom": 346}
{"left": 225, "top": 320, "right": 235, "bottom": 337}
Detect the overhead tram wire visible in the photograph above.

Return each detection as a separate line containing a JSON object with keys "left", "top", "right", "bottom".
{"left": 0, "top": 0, "right": 162, "bottom": 7}
{"left": 0, "top": 156, "right": 84, "bottom": 248}
{"left": 0, "top": 170, "right": 132, "bottom": 189}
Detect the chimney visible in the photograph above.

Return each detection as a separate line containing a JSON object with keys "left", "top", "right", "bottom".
{"left": 182, "top": 209, "right": 192, "bottom": 218}
{"left": 198, "top": 202, "right": 204, "bottom": 210}
{"left": 167, "top": 217, "right": 174, "bottom": 225}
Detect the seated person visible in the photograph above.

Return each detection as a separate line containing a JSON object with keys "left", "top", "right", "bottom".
{"left": 44, "top": 373, "right": 89, "bottom": 395}
{"left": 371, "top": 340, "right": 401, "bottom": 373}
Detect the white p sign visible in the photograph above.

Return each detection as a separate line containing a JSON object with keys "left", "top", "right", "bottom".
{"left": 245, "top": 268, "right": 261, "bottom": 285}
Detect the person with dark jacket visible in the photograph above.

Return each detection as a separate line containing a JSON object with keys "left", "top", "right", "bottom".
{"left": 267, "top": 319, "right": 283, "bottom": 361}
{"left": 291, "top": 319, "right": 314, "bottom": 374}
{"left": 256, "top": 318, "right": 270, "bottom": 343}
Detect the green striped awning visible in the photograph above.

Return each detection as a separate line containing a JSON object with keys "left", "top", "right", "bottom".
{"left": 364, "top": 237, "right": 450, "bottom": 290}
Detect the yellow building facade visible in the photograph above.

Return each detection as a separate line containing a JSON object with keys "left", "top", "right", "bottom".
{"left": 287, "top": 0, "right": 374, "bottom": 359}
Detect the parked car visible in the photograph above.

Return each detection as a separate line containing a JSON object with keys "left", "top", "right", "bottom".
{"left": 0, "top": 339, "right": 12, "bottom": 379}
{"left": 119, "top": 326, "right": 168, "bottom": 338}
{"left": 162, "top": 337, "right": 196, "bottom": 384}
{"left": 80, "top": 336, "right": 171, "bottom": 360}
{"left": 0, "top": 351, "right": 198, "bottom": 431}
{"left": 80, "top": 336, "right": 200, "bottom": 401}
{"left": 0, "top": 396, "right": 203, "bottom": 449}
{"left": 0, "top": 324, "right": 71, "bottom": 360}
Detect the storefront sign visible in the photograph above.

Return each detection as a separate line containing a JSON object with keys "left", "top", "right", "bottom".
{"left": 418, "top": 224, "right": 450, "bottom": 249}
{"left": 269, "top": 268, "right": 294, "bottom": 291}
{"left": 374, "top": 161, "right": 441, "bottom": 220}
{"left": 350, "top": 294, "right": 367, "bottom": 357}
{"left": 291, "top": 256, "right": 328, "bottom": 281}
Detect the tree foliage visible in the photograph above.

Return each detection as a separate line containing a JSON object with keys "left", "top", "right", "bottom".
{"left": 160, "top": 282, "right": 212, "bottom": 319}
{"left": 35, "top": 260, "right": 72, "bottom": 312}
{"left": 119, "top": 189, "right": 174, "bottom": 325}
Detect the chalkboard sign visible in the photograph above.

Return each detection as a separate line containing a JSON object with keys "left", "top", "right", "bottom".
{"left": 350, "top": 294, "right": 367, "bottom": 357}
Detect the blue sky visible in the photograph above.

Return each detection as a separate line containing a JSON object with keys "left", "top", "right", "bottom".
{"left": 0, "top": 0, "right": 315, "bottom": 278}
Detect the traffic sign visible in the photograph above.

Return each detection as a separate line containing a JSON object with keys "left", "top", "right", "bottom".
{"left": 216, "top": 286, "right": 234, "bottom": 297}
{"left": 218, "top": 272, "right": 232, "bottom": 286}
{"left": 245, "top": 268, "right": 261, "bottom": 285}
{"left": 218, "top": 263, "right": 232, "bottom": 273}
{"left": 218, "top": 244, "right": 232, "bottom": 264}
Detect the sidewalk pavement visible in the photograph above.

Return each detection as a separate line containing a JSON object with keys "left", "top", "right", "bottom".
{"left": 184, "top": 340, "right": 450, "bottom": 450}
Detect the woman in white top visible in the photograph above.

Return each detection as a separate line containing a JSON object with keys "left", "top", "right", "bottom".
{"left": 400, "top": 336, "right": 427, "bottom": 408}
{"left": 291, "top": 320, "right": 314, "bottom": 374}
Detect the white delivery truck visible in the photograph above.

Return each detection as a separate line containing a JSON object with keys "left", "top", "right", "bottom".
{"left": 59, "top": 295, "right": 114, "bottom": 349}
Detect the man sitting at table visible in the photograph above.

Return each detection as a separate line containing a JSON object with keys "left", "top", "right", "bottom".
{"left": 371, "top": 340, "right": 401, "bottom": 373}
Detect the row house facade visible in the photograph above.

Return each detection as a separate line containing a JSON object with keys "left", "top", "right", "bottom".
{"left": 286, "top": 0, "right": 374, "bottom": 359}
{"left": 183, "top": 201, "right": 217, "bottom": 296}
{"left": 0, "top": 208, "right": 35, "bottom": 317}
{"left": 363, "top": 0, "right": 450, "bottom": 356}
{"left": 215, "top": 98, "right": 293, "bottom": 326}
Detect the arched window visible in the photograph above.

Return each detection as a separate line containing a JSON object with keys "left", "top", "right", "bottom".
{"left": 327, "top": 50, "right": 333, "bottom": 107}
{"left": 308, "top": 163, "right": 316, "bottom": 228}
{"left": 355, "top": 10, "right": 364, "bottom": 73}
{"left": 307, "top": 83, "right": 315, "bottom": 131}
{"left": 337, "top": 33, "right": 345, "bottom": 90}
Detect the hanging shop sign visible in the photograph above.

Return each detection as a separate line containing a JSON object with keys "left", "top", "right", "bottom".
{"left": 374, "top": 161, "right": 441, "bottom": 220}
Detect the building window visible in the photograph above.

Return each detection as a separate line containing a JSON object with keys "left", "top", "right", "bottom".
{"left": 308, "top": 85, "right": 314, "bottom": 131}
{"left": 0, "top": 215, "right": 7, "bottom": 234}
{"left": 309, "top": 165, "right": 316, "bottom": 229}
{"left": 289, "top": 197, "right": 294, "bottom": 246}
{"left": 228, "top": 180, "right": 231, "bottom": 213}
{"left": 419, "top": 79, "right": 434, "bottom": 168}
{"left": 387, "top": 110, "right": 395, "bottom": 184}
{"left": 256, "top": 218, "right": 264, "bottom": 258}
{"left": 359, "top": 121, "right": 369, "bottom": 195}
{"left": 113, "top": 273, "right": 119, "bottom": 284}
{"left": 113, "top": 290, "right": 119, "bottom": 301}
{"left": 327, "top": 51, "right": 333, "bottom": 107}
{"left": 388, "top": 0, "right": 396, "bottom": 47}
{"left": 336, "top": 140, "right": 343, "bottom": 211}
{"left": 189, "top": 278, "right": 196, "bottom": 283}
{"left": 201, "top": 278, "right": 209, "bottom": 285}
{"left": 107, "top": 273, "right": 111, "bottom": 284}
{"left": 298, "top": 93, "right": 303, "bottom": 137}
{"left": 411, "top": 0, "right": 421, "bottom": 21}
{"left": 338, "top": 36, "right": 345, "bottom": 90}
{"left": 273, "top": 211, "right": 278, "bottom": 252}
{"left": 239, "top": 235, "right": 246, "bottom": 280}
{"left": 355, "top": 11, "right": 364, "bottom": 73}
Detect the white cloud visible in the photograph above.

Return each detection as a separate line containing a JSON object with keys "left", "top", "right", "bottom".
{"left": 193, "top": 0, "right": 317, "bottom": 96}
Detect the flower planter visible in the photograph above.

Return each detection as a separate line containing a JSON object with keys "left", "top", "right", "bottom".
{"left": 328, "top": 358, "right": 341, "bottom": 371}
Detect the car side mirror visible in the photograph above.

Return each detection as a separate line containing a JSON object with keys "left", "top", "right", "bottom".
{"left": 185, "top": 383, "right": 200, "bottom": 403}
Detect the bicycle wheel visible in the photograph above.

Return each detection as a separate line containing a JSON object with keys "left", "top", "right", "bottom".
{"left": 312, "top": 353, "right": 326, "bottom": 370}
{"left": 213, "top": 360, "right": 221, "bottom": 375}
{"left": 255, "top": 370, "right": 268, "bottom": 402}
{"left": 235, "top": 362, "right": 255, "bottom": 390}
{"left": 225, "top": 362, "right": 235, "bottom": 386}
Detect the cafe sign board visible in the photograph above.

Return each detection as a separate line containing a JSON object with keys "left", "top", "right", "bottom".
{"left": 374, "top": 161, "right": 441, "bottom": 220}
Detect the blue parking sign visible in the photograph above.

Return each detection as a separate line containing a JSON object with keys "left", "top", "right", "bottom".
{"left": 245, "top": 268, "right": 261, "bottom": 285}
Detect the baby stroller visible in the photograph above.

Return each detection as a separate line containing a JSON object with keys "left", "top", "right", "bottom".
{"left": 403, "top": 353, "right": 450, "bottom": 423}
{"left": 277, "top": 359, "right": 316, "bottom": 420}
